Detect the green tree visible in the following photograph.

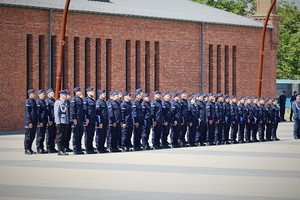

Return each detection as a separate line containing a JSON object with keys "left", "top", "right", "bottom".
{"left": 193, "top": 0, "right": 255, "bottom": 17}
{"left": 276, "top": 0, "right": 300, "bottom": 80}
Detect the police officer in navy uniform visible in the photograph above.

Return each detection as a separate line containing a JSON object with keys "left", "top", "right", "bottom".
{"left": 24, "top": 89, "right": 39, "bottom": 154}
{"left": 83, "top": 87, "right": 97, "bottom": 154}
{"left": 95, "top": 89, "right": 109, "bottom": 153}
{"left": 170, "top": 92, "right": 182, "bottom": 148}
{"left": 215, "top": 93, "right": 224, "bottom": 145}
{"left": 45, "top": 88, "right": 58, "bottom": 153}
{"left": 141, "top": 93, "right": 152, "bottom": 150}
{"left": 206, "top": 93, "right": 216, "bottom": 146}
{"left": 54, "top": 90, "right": 69, "bottom": 155}
{"left": 162, "top": 91, "right": 172, "bottom": 148}
{"left": 223, "top": 94, "right": 231, "bottom": 144}
{"left": 36, "top": 89, "right": 47, "bottom": 154}
{"left": 70, "top": 87, "right": 85, "bottom": 154}
{"left": 195, "top": 93, "right": 207, "bottom": 146}
{"left": 120, "top": 92, "right": 133, "bottom": 152}
{"left": 64, "top": 90, "right": 73, "bottom": 152}
{"left": 245, "top": 96, "right": 254, "bottom": 143}
{"left": 258, "top": 97, "right": 267, "bottom": 142}
{"left": 265, "top": 97, "right": 274, "bottom": 141}
{"left": 252, "top": 96, "right": 260, "bottom": 142}
{"left": 108, "top": 92, "right": 122, "bottom": 152}
{"left": 292, "top": 93, "right": 300, "bottom": 139}
{"left": 290, "top": 91, "right": 297, "bottom": 121}
{"left": 151, "top": 91, "right": 164, "bottom": 149}
{"left": 271, "top": 98, "right": 280, "bottom": 141}
{"left": 278, "top": 90, "right": 287, "bottom": 121}
{"left": 188, "top": 95, "right": 198, "bottom": 146}
{"left": 230, "top": 95, "right": 239, "bottom": 144}
{"left": 132, "top": 88, "right": 144, "bottom": 151}
{"left": 238, "top": 96, "right": 246, "bottom": 143}
{"left": 179, "top": 90, "right": 189, "bottom": 147}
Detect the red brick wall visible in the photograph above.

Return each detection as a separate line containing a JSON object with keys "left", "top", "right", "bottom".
{"left": 0, "top": 6, "right": 277, "bottom": 131}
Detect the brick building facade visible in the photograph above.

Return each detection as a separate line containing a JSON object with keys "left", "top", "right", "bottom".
{"left": 0, "top": 0, "right": 278, "bottom": 131}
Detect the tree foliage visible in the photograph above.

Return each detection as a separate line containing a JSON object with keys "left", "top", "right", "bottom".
{"left": 193, "top": 0, "right": 255, "bottom": 17}
{"left": 276, "top": 0, "right": 300, "bottom": 80}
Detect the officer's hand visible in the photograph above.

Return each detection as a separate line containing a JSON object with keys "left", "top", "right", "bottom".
{"left": 122, "top": 124, "right": 127, "bottom": 128}
{"left": 73, "top": 119, "right": 77, "bottom": 126}
{"left": 28, "top": 123, "right": 33, "bottom": 129}
{"left": 135, "top": 123, "right": 139, "bottom": 128}
{"left": 268, "top": 120, "right": 271, "bottom": 124}
{"left": 216, "top": 120, "right": 219, "bottom": 124}
{"left": 86, "top": 119, "right": 89, "bottom": 125}
{"left": 164, "top": 122, "right": 168, "bottom": 126}
{"left": 232, "top": 121, "right": 235, "bottom": 124}
{"left": 209, "top": 120, "right": 213, "bottom": 125}
{"left": 248, "top": 119, "right": 250, "bottom": 123}
{"left": 39, "top": 123, "right": 43, "bottom": 127}
{"left": 113, "top": 122, "right": 117, "bottom": 127}
{"left": 173, "top": 121, "right": 178, "bottom": 126}
{"left": 99, "top": 123, "right": 103, "bottom": 129}
{"left": 49, "top": 121, "right": 53, "bottom": 126}
{"left": 189, "top": 122, "right": 193, "bottom": 127}
{"left": 153, "top": 121, "right": 157, "bottom": 127}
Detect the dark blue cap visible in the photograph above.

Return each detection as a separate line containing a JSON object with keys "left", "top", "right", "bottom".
{"left": 189, "top": 92, "right": 194, "bottom": 97}
{"left": 74, "top": 87, "right": 81, "bottom": 92}
{"left": 172, "top": 91, "right": 179, "bottom": 98}
{"left": 216, "top": 93, "right": 222, "bottom": 98}
{"left": 59, "top": 90, "right": 68, "bottom": 95}
{"left": 27, "top": 89, "right": 35, "bottom": 94}
{"left": 109, "top": 91, "right": 114, "bottom": 96}
{"left": 189, "top": 95, "right": 195, "bottom": 100}
{"left": 195, "top": 93, "right": 200, "bottom": 97}
{"left": 86, "top": 87, "right": 93, "bottom": 92}
{"left": 245, "top": 96, "right": 251, "bottom": 100}
{"left": 46, "top": 88, "right": 53, "bottom": 94}
{"left": 154, "top": 91, "right": 161, "bottom": 95}
{"left": 231, "top": 95, "right": 236, "bottom": 99}
{"left": 202, "top": 93, "right": 207, "bottom": 98}
{"left": 112, "top": 91, "right": 118, "bottom": 96}
{"left": 224, "top": 94, "right": 229, "bottom": 99}
{"left": 97, "top": 89, "right": 105, "bottom": 94}
{"left": 238, "top": 96, "right": 243, "bottom": 100}
{"left": 66, "top": 90, "right": 71, "bottom": 95}
{"left": 272, "top": 98, "right": 276, "bottom": 102}
{"left": 253, "top": 96, "right": 258, "bottom": 99}
{"left": 135, "top": 88, "right": 142, "bottom": 95}
{"left": 265, "top": 97, "right": 271, "bottom": 101}
{"left": 162, "top": 91, "right": 169, "bottom": 97}
{"left": 38, "top": 89, "right": 44, "bottom": 95}
{"left": 143, "top": 93, "right": 149, "bottom": 97}
{"left": 179, "top": 90, "right": 186, "bottom": 95}
{"left": 122, "top": 91, "right": 131, "bottom": 96}
{"left": 260, "top": 97, "right": 265, "bottom": 100}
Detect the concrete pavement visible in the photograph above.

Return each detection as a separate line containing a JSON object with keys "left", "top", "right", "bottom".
{"left": 0, "top": 122, "right": 299, "bottom": 200}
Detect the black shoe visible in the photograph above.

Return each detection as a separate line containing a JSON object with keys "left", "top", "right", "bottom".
{"left": 143, "top": 146, "right": 151, "bottom": 150}
{"left": 25, "top": 149, "right": 33, "bottom": 155}
{"left": 162, "top": 145, "right": 171, "bottom": 149}
{"left": 110, "top": 148, "right": 121, "bottom": 153}
{"left": 216, "top": 142, "right": 222, "bottom": 145}
{"left": 294, "top": 137, "right": 299, "bottom": 140}
{"left": 231, "top": 140, "right": 238, "bottom": 144}
{"left": 65, "top": 148, "right": 73, "bottom": 152}
{"left": 274, "top": 138, "right": 280, "bottom": 141}
{"left": 81, "top": 148, "right": 86, "bottom": 152}
{"left": 225, "top": 141, "right": 231, "bottom": 144}
{"left": 189, "top": 143, "right": 197, "bottom": 147}
{"left": 152, "top": 145, "right": 161, "bottom": 150}
{"left": 97, "top": 149, "right": 109, "bottom": 153}
{"left": 238, "top": 140, "right": 245, "bottom": 144}
{"left": 133, "top": 147, "right": 143, "bottom": 151}
{"left": 207, "top": 142, "right": 216, "bottom": 146}
{"left": 37, "top": 149, "right": 47, "bottom": 154}
{"left": 58, "top": 151, "right": 69, "bottom": 155}
{"left": 252, "top": 139, "right": 259, "bottom": 142}
{"left": 246, "top": 140, "right": 251, "bottom": 143}
{"left": 86, "top": 150, "right": 97, "bottom": 154}
{"left": 121, "top": 147, "right": 129, "bottom": 152}
{"left": 171, "top": 144, "right": 179, "bottom": 148}
{"left": 48, "top": 149, "right": 58, "bottom": 153}
{"left": 73, "top": 151, "right": 84, "bottom": 155}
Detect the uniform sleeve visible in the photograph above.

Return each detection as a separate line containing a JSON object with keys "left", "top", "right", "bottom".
{"left": 25, "top": 100, "right": 32, "bottom": 126}
{"left": 95, "top": 100, "right": 102, "bottom": 124}
{"left": 83, "top": 98, "right": 89, "bottom": 120}
{"left": 121, "top": 103, "right": 126, "bottom": 124}
{"left": 171, "top": 102, "right": 176, "bottom": 122}
{"left": 141, "top": 102, "right": 146, "bottom": 118}
{"left": 54, "top": 101, "right": 59, "bottom": 124}
{"left": 70, "top": 99, "right": 76, "bottom": 120}
{"left": 206, "top": 104, "right": 212, "bottom": 121}
{"left": 132, "top": 101, "right": 138, "bottom": 123}
{"left": 36, "top": 100, "right": 42, "bottom": 124}
{"left": 292, "top": 102, "right": 298, "bottom": 120}
{"left": 151, "top": 102, "right": 156, "bottom": 122}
